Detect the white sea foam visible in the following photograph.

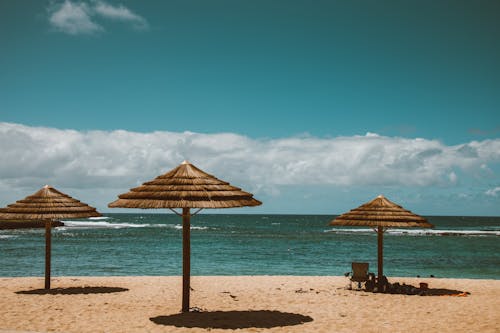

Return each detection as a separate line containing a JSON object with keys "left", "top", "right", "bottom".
{"left": 88, "top": 216, "right": 110, "bottom": 220}
{"left": 171, "top": 224, "right": 210, "bottom": 231}
{"left": 0, "top": 235, "right": 16, "bottom": 239}
{"left": 60, "top": 220, "right": 211, "bottom": 230}
{"left": 418, "top": 229, "right": 499, "bottom": 236}
{"left": 62, "top": 221, "right": 150, "bottom": 229}
{"left": 324, "top": 228, "right": 374, "bottom": 234}
{"left": 325, "top": 228, "right": 500, "bottom": 237}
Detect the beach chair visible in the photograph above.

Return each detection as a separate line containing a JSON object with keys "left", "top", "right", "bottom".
{"left": 348, "top": 262, "right": 369, "bottom": 289}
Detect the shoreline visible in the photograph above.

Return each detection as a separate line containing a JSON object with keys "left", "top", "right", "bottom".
{"left": 1, "top": 276, "right": 499, "bottom": 332}
{"left": 1, "top": 274, "right": 498, "bottom": 280}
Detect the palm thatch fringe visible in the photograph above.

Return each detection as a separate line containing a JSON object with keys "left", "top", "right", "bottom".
{"left": 0, "top": 220, "right": 64, "bottom": 230}
{"left": 109, "top": 199, "right": 261, "bottom": 209}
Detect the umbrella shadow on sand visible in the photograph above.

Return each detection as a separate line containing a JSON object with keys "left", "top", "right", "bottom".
{"left": 15, "top": 286, "right": 128, "bottom": 295}
{"left": 367, "top": 287, "right": 469, "bottom": 296}
{"left": 359, "top": 281, "right": 469, "bottom": 296}
{"left": 423, "top": 288, "right": 469, "bottom": 296}
{"left": 150, "top": 310, "right": 313, "bottom": 329}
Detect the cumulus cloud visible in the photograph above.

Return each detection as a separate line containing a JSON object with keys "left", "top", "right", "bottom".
{"left": 94, "top": 1, "right": 148, "bottom": 30}
{"left": 48, "top": 0, "right": 148, "bottom": 35}
{"left": 48, "top": 0, "right": 102, "bottom": 35}
{"left": 485, "top": 187, "right": 500, "bottom": 197}
{"left": 1, "top": 122, "right": 499, "bottom": 196}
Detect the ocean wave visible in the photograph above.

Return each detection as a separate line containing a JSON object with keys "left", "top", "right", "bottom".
{"left": 60, "top": 221, "right": 211, "bottom": 230}
{"left": 325, "top": 228, "right": 500, "bottom": 237}
{"left": 0, "top": 235, "right": 17, "bottom": 239}
{"left": 389, "top": 229, "right": 500, "bottom": 236}
{"left": 61, "top": 221, "right": 150, "bottom": 229}
{"left": 171, "top": 224, "right": 210, "bottom": 231}
{"left": 88, "top": 216, "right": 111, "bottom": 220}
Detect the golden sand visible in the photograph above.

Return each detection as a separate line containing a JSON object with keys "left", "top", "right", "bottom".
{"left": 0, "top": 276, "right": 499, "bottom": 333}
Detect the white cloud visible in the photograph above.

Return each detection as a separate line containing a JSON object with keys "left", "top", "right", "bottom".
{"left": 1, "top": 122, "right": 499, "bottom": 195}
{"left": 485, "top": 187, "right": 500, "bottom": 197}
{"left": 94, "top": 1, "right": 148, "bottom": 30}
{"left": 48, "top": 0, "right": 148, "bottom": 35}
{"left": 48, "top": 0, "right": 102, "bottom": 35}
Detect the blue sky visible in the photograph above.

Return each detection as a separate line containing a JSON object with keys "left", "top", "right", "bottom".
{"left": 1, "top": 1, "right": 499, "bottom": 215}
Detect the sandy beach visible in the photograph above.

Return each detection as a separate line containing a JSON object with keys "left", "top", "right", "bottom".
{"left": 0, "top": 276, "right": 499, "bottom": 333}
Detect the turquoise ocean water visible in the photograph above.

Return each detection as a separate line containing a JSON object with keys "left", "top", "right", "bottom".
{"left": 1, "top": 214, "right": 499, "bottom": 279}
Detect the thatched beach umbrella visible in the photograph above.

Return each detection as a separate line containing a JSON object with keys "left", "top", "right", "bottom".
{"left": 108, "top": 160, "right": 261, "bottom": 312}
{"left": 329, "top": 195, "right": 433, "bottom": 290}
{"left": 0, "top": 185, "right": 101, "bottom": 289}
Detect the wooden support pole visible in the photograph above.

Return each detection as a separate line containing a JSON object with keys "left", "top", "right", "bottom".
{"left": 45, "top": 220, "right": 51, "bottom": 290}
{"left": 182, "top": 208, "right": 191, "bottom": 312}
{"left": 377, "top": 226, "right": 383, "bottom": 291}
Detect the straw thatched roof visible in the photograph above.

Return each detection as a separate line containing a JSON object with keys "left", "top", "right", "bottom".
{"left": 0, "top": 185, "right": 101, "bottom": 220}
{"left": 0, "top": 220, "right": 64, "bottom": 230}
{"left": 108, "top": 161, "right": 262, "bottom": 209}
{"left": 330, "top": 195, "right": 433, "bottom": 228}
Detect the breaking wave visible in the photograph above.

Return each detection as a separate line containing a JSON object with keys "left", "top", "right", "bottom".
{"left": 324, "top": 228, "right": 500, "bottom": 237}
{"left": 60, "top": 221, "right": 211, "bottom": 230}
{"left": 0, "top": 235, "right": 17, "bottom": 239}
